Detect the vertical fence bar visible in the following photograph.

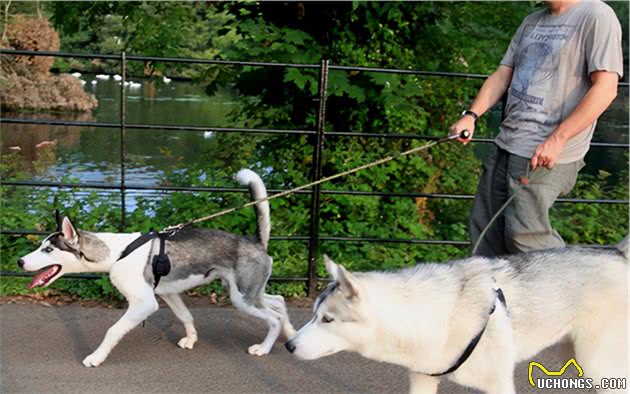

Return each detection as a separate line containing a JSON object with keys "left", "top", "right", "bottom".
{"left": 119, "top": 52, "right": 127, "bottom": 231}
{"left": 306, "top": 59, "right": 329, "bottom": 297}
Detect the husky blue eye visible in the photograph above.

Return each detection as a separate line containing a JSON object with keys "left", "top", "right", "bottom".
{"left": 321, "top": 315, "right": 334, "bottom": 324}
{"left": 42, "top": 247, "right": 53, "bottom": 253}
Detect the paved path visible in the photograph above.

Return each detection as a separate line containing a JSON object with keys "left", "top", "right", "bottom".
{"left": 0, "top": 302, "right": 585, "bottom": 393}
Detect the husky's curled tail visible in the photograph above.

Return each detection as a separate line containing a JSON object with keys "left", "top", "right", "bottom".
{"left": 236, "top": 169, "right": 270, "bottom": 250}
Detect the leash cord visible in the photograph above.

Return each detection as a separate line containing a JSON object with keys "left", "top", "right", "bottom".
{"left": 163, "top": 132, "right": 469, "bottom": 235}
{"left": 471, "top": 166, "right": 544, "bottom": 255}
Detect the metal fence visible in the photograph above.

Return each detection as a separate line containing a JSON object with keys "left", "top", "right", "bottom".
{"left": 1, "top": 49, "right": 628, "bottom": 296}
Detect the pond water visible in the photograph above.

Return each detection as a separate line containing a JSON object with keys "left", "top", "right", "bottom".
{"left": 1, "top": 76, "right": 628, "bottom": 213}
{"left": 2, "top": 77, "right": 241, "bottom": 210}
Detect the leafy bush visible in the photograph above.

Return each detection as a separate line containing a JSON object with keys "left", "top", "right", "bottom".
{"left": 1, "top": 2, "right": 627, "bottom": 301}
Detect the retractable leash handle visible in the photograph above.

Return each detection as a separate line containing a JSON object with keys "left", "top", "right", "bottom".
{"left": 441, "top": 129, "right": 471, "bottom": 143}
{"left": 458, "top": 129, "right": 471, "bottom": 140}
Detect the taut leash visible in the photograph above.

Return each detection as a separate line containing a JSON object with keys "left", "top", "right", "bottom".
{"left": 162, "top": 130, "right": 471, "bottom": 235}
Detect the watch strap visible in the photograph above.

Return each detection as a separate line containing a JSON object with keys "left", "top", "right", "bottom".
{"left": 462, "top": 110, "right": 479, "bottom": 120}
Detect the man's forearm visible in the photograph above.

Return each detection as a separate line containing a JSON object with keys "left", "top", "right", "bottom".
{"left": 448, "top": 65, "right": 513, "bottom": 144}
{"left": 551, "top": 73, "right": 618, "bottom": 143}
{"left": 531, "top": 72, "right": 618, "bottom": 169}
{"left": 469, "top": 65, "right": 513, "bottom": 117}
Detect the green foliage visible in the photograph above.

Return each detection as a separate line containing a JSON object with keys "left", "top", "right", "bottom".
{"left": 46, "top": 2, "right": 241, "bottom": 78}
{"left": 1, "top": 2, "right": 628, "bottom": 301}
{"left": 551, "top": 160, "right": 629, "bottom": 245}
{"left": 199, "top": 3, "right": 515, "bottom": 272}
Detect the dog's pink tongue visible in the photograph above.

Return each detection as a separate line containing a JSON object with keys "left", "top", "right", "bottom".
{"left": 28, "top": 266, "right": 58, "bottom": 289}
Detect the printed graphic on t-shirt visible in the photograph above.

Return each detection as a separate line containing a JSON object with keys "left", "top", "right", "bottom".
{"left": 512, "top": 24, "right": 577, "bottom": 106}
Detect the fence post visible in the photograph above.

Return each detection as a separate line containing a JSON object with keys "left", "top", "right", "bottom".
{"left": 306, "top": 59, "right": 329, "bottom": 297}
{"left": 119, "top": 52, "right": 126, "bottom": 231}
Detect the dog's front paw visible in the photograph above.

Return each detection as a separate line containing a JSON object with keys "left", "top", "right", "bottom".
{"left": 82, "top": 352, "right": 106, "bottom": 367}
{"left": 247, "top": 343, "right": 271, "bottom": 356}
{"left": 177, "top": 335, "right": 197, "bottom": 350}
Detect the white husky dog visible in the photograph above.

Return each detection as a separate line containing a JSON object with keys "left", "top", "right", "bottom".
{"left": 286, "top": 240, "right": 628, "bottom": 394}
{"left": 18, "top": 170, "right": 295, "bottom": 367}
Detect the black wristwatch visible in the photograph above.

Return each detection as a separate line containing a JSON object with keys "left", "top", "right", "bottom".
{"left": 461, "top": 110, "right": 479, "bottom": 121}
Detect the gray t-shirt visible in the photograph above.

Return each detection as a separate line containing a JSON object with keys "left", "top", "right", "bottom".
{"left": 496, "top": 1, "right": 623, "bottom": 164}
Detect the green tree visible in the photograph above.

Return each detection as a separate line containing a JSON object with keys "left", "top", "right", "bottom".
{"left": 47, "top": 2, "right": 240, "bottom": 77}
{"left": 1, "top": 2, "right": 627, "bottom": 300}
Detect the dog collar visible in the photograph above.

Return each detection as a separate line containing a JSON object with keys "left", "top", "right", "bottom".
{"left": 425, "top": 288, "right": 507, "bottom": 377}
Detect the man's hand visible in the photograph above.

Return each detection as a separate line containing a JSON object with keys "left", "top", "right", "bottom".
{"left": 530, "top": 71, "right": 618, "bottom": 170}
{"left": 446, "top": 65, "right": 513, "bottom": 145}
{"left": 449, "top": 115, "right": 475, "bottom": 144}
{"left": 531, "top": 133, "right": 566, "bottom": 169}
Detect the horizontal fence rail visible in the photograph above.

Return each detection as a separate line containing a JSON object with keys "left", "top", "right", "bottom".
{"left": 2, "top": 118, "right": 628, "bottom": 148}
{"left": 1, "top": 49, "right": 628, "bottom": 296}
{"left": 0, "top": 49, "right": 320, "bottom": 69}
{"left": 0, "top": 118, "right": 319, "bottom": 136}
{"left": 2, "top": 49, "right": 629, "bottom": 86}
{"left": 1, "top": 180, "right": 628, "bottom": 204}
{"left": 0, "top": 229, "right": 619, "bottom": 248}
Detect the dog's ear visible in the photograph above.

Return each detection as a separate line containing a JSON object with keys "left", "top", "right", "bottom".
{"left": 55, "top": 209, "right": 62, "bottom": 232}
{"left": 324, "top": 255, "right": 339, "bottom": 279}
{"left": 61, "top": 217, "right": 79, "bottom": 243}
{"left": 336, "top": 265, "right": 360, "bottom": 299}
{"left": 324, "top": 255, "right": 359, "bottom": 299}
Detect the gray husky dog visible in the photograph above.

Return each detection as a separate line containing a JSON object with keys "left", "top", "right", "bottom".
{"left": 286, "top": 240, "right": 629, "bottom": 394}
{"left": 18, "top": 169, "right": 296, "bottom": 367}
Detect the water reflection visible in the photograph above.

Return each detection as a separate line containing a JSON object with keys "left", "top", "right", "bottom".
{"left": 1, "top": 111, "right": 95, "bottom": 174}
{"left": 1, "top": 78, "right": 239, "bottom": 185}
{"left": 1, "top": 78, "right": 243, "bottom": 212}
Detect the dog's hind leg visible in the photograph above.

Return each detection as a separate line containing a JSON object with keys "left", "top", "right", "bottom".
{"left": 160, "top": 293, "right": 198, "bottom": 350}
{"left": 263, "top": 294, "right": 296, "bottom": 339}
{"left": 82, "top": 284, "right": 158, "bottom": 367}
{"left": 408, "top": 372, "right": 439, "bottom": 394}
{"left": 573, "top": 313, "right": 628, "bottom": 394}
{"left": 227, "top": 280, "right": 282, "bottom": 356}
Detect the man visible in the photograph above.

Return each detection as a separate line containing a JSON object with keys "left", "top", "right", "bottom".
{"left": 449, "top": 0, "right": 624, "bottom": 256}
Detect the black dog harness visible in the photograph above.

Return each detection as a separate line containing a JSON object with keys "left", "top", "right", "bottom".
{"left": 423, "top": 287, "right": 507, "bottom": 377}
{"left": 117, "top": 231, "right": 171, "bottom": 288}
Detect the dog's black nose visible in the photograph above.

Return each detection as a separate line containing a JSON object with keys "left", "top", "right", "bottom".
{"left": 17, "top": 259, "right": 25, "bottom": 269}
{"left": 285, "top": 341, "right": 296, "bottom": 354}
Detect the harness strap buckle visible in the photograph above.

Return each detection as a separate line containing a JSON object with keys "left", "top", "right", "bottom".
{"left": 162, "top": 223, "right": 185, "bottom": 237}
{"left": 151, "top": 233, "right": 171, "bottom": 289}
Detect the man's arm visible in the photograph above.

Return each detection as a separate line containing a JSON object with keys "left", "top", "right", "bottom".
{"left": 449, "top": 65, "right": 513, "bottom": 144}
{"left": 530, "top": 71, "right": 618, "bottom": 169}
